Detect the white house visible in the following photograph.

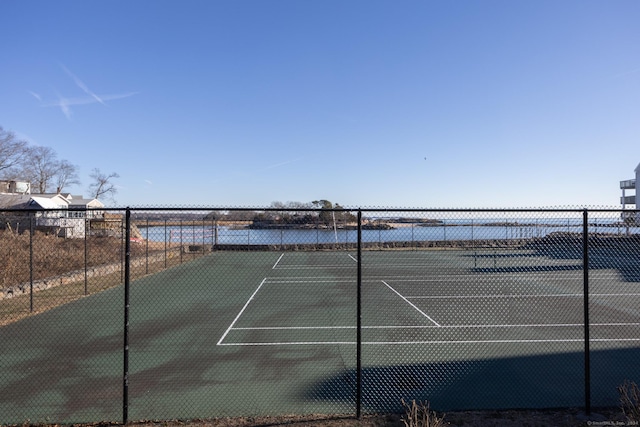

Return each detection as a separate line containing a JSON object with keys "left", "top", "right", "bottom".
{"left": 0, "top": 191, "right": 105, "bottom": 238}
{"left": 620, "top": 162, "right": 639, "bottom": 224}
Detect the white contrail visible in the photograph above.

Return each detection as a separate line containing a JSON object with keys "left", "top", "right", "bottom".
{"left": 28, "top": 91, "right": 42, "bottom": 101}
{"left": 58, "top": 99, "right": 72, "bottom": 119}
{"left": 256, "top": 157, "right": 304, "bottom": 172}
{"left": 32, "top": 63, "right": 140, "bottom": 118}
{"left": 43, "top": 92, "right": 139, "bottom": 107}
{"left": 43, "top": 92, "right": 139, "bottom": 118}
{"left": 60, "top": 64, "right": 106, "bottom": 105}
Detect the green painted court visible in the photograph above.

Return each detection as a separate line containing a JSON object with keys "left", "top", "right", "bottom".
{"left": 2, "top": 248, "right": 640, "bottom": 424}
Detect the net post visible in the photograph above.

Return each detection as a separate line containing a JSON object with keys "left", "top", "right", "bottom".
{"left": 582, "top": 209, "right": 591, "bottom": 416}
{"left": 356, "top": 209, "right": 362, "bottom": 419}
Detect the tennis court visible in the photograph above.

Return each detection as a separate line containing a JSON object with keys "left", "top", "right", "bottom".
{"left": 2, "top": 247, "right": 640, "bottom": 423}
{"left": 223, "top": 249, "right": 640, "bottom": 344}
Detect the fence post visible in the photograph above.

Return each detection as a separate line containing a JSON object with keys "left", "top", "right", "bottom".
{"left": 121, "top": 220, "right": 125, "bottom": 283}
{"left": 29, "top": 212, "right": 34, "bottom": 312}
{"left": 84, "top": 217, "right": 88, "bottom": 295}
{"left": 471, "top": 218, "right": 474, "bottom": 242}
{"left": 123, "top": 208, "right": 131, "bottom": 424}
{"left": 146, "top": 218, "right": 149, "bottom": 275}
{"left": 356, "top": 209, "right": 362, "bottom": 419}
{"left": 411, "top": 224, "right": 414, "bottom": 250}
{"left": 214, "top": 219, "right": 218, "bottom": 248}
{"left": 583, "top": 209, "right": 591, "bottom": 415}
{"left": 443, "top": 219, "right": 446, "bottom": 242}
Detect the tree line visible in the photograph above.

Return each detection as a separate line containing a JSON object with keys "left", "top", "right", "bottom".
{"left": 0, "top": 126, "right": 118, "bottom": 201}
{"left": 204, "top": 200, "right": 356, "bottom": 226}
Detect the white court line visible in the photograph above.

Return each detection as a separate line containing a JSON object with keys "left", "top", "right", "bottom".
{"left": 217, "top": 277, "right": 268, "bottom": 346}
{"left": 230, "top": 322, "right": 640, "bottom": 331}
{"left": 219, "top": 338, "right": 640, "bottom": 346}
{"left": 361, "top": 276, "right": 580, "bottom": 282}
{"left": 266, "top": 279, "right": 354, "bottom": 284}
{"left": 218, "top": 341, "right": 355, "bottom": 346}
{"left": 272, "top": 253, "right": 285, "bottom": 269}
{"left": 272, "top": 253, "right": 357, "bottom": 270}
{"left": 365, "top": 338, "right": 640, "bottom": 344}
{"left": 409, "top": 294, "right": 581, "bottom": 299}
{"left": 409, "top": 293, "right": 640, "bottom": 299}
{"left": 363, "top": 266, "right": 614, "bottom": 274}
{"left": 234, "top": 326, "right": 356, "bottom": 330}
{"left": 274, "top": 265, "right": 355, "bottom": 270}
{"left": 361, "top": 275, "right": 587, "bottom": 282}
{"left": 266, "top": 276, "right": 346, "bottom": 280}
{"left": 364, "top": 263, "right": 457, "bottom": 268}
{"left": 381, "top": 280, "right": 440, "bottom": 327}
{"left": 387, "top": 275, "right": 575, "bottom": 280}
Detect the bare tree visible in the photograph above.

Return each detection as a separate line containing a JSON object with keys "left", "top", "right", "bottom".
{"left": 19, "top": 146, "right": 80, "bottom": 194}
{"left": 20, "top": 146, "right": 60, "bottom": 193}
{"left": 0, "top": 126, "right": 29, "bottom": 178}
{"left": 88, "top": 168, "right": 119, "bottom": 202}
{"left": 1, "top": 127, "right": 81, "bottom": 194}
{"left": 55, "top": 160, "right": 80, "bottom": 193}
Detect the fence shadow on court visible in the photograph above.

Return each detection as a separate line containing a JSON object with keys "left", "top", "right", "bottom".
{"left": 525, "top": 234, "right": 640, "bottom": 282}
{"left": 471, "top": 264, "right": 583, "bottom": 274}
{"left": 460, "top": 235, "right": 640, "bottom": 282}
{"left": 305, "top": 347, "right": 640, "bottom": 413}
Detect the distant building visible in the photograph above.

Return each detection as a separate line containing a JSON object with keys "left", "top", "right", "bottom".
{"left": 0, "top": 180, "right": 31, "bottom": 194}
{"left": 620, "top": 162, "right": 639, "bottom": 224}
{"left": 0, "top": 186, "right": 105, "bottom": 238}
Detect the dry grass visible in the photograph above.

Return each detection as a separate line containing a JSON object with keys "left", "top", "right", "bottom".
{"left": 0, "top": 230, "right": 205, "bottom": 326}
{"left": 2, "top": 408, "right": 629, "bottom": 427}
{"left": 619, "top": 380, "right": 640, "bottom": 422}
{"left": 1, "top": 231, "right": 129, "bottom": 287}
{"left": 400, "top": 400, "right": 446, "bottom": 427}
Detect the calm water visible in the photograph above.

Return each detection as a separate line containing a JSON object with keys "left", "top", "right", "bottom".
{"left": 141, "top": 220, "right": 640, "bottom": 246}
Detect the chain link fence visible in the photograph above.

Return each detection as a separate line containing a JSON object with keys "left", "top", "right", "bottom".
{"left": 1, "top": 207, "right": 639, "bottom": 424}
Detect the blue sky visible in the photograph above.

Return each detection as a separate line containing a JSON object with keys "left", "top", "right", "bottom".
{"left": 1, "top": 0, "right": 639, "bottom": 208}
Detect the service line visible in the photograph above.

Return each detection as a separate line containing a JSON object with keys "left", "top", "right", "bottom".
{"left": 381, "top": 280, "right": 441, "bottom": 327}
{"left": 217, "top": 277, "right": 268, "bottom": 345}
{"left": 272, "top": 253, "right": 285, "bottom": 269}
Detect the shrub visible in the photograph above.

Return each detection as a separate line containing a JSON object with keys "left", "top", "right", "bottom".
{"left": 619, "top": 380, "right": 640, "bottom": 422}
{"left": 401, "top": 399, "right": 446, "bottom": 427}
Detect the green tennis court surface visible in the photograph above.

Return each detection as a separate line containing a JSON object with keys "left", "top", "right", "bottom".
{"left": 2, "top": 249, "right": 640, "bottom": 423}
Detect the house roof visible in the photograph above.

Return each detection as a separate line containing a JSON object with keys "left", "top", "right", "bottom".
{"left": 29, "top": 196, "right": 68, "bottom": 209}
{"left": 33, "top": 193, "right": 73, "bottom": 200}
{"left": 1, "top": 191, "right": 102, "bottom": 210}
{"left": 0, "top": 194, "right": 69, "bottom": 209}
{"left": 0, "top": 194, "right": 31, "bottom": 209}
{"left": 68, "top": 198, "right": 104, "bottom": 208}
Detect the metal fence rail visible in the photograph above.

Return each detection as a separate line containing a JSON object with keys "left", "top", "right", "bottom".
{"left": 1, "top": 207, "right": 640, "bottom": 424}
